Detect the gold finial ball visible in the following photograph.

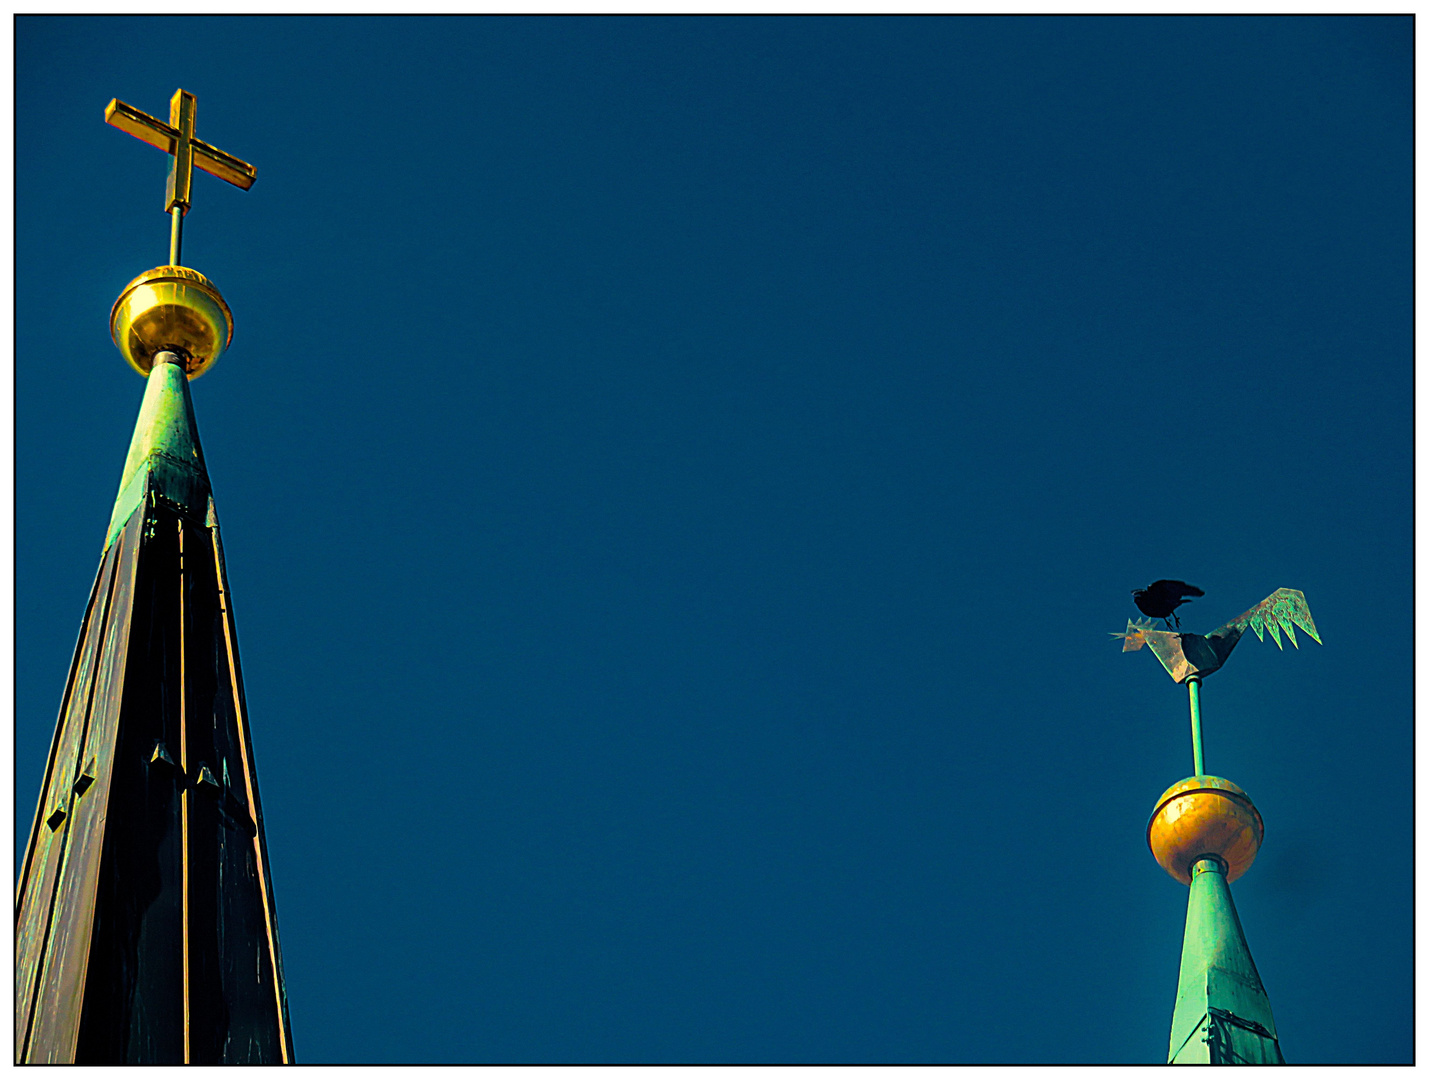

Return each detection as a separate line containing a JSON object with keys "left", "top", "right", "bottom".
{"left": 110, "top": 266, "right": 234, "bottom": 378}
{"left": 1147, "top": 776, "right": 1264, "bottom": 885}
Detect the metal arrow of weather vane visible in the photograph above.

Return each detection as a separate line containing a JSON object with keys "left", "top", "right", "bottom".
{"left": 1115, "top": 587, "right": 1322, "bottom": 776}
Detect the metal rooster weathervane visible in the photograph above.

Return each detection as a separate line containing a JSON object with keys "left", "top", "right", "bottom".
{"left": 1115, "top": 587, "right": 1322, "bottom": 775}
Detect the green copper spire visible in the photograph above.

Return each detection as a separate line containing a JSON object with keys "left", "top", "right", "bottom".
{"left": 1124, "top": 587, "right": 1322, "bottom": 1064}
{"left": 15, "top": 89, "right": 290, "bottom": 1066}
{"left": 104, "top": 356, "right": 210, "bottom": 550}
{"left": 1167, "top": 858, "right": 1284, "bottom": 1064}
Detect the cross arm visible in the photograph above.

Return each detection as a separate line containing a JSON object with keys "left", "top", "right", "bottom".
{"left": 188, "top": 137, "right": 257, "bottom": 190}
{"left": 105, "top": 99, "right": 173, "bottom": 154}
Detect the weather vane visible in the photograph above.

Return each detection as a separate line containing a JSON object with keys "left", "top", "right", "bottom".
{"left": 1116, "top": 584, "right": 1321, "bottom": 775}
{"left": 1117, "top": 583, "right": 1321, "bottom": 1063}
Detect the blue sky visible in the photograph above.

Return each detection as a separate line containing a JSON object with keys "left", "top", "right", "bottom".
{"left": 15, "top": 16, "right": 1412, "bottom": 1064}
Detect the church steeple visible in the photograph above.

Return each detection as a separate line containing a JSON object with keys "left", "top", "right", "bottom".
{"left": 1118, "top": 587, "right": 1320, "bottom": 1064}
{"left": 1149, "top": 777, "right": 1283, "bottom": 1063}
{"left": 15, "top": 91, "right": 291, "bottom": 1064}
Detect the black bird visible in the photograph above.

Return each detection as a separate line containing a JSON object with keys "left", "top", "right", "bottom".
{"left": 1132, "top": 580, "right": 1204, "bottom": 630}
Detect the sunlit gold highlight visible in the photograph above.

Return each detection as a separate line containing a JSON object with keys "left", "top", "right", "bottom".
{"left": 1147, "top": 776, "right": 1263, "bottom": 885}
{"left": 110, "top": 266, "right": 234, "bottom": 378}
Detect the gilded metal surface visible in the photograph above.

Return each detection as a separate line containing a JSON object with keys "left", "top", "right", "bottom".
{"left": 105, "top": 89, "right": 256, "bottom": 269}
{"left": 110, "top": 266, "right": 233, "bottom": 378}
{"left": 104, "top": 91, "right": 257, "bottom": 213}
{"left": 166, "top": 90, "right": 195, "bottom": 213}
{"left": 1147, "top": 776, "right": 1263, "bottom": 885}
{"left": 1114, "top": 587, "right": 1321, "bottom": 683}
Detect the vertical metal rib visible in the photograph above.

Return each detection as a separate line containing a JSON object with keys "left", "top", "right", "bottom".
{"left": 211, "top": 523, "right": 291, "bottom": 1062}
{"left": 17, "top": 534, "right": 125, "bottom": 1061}
{"left": 178, "top": 519, "right": 190, "bottom": 1064}
{"left": 15, "top": 552, "right": 109, "bottom": 920}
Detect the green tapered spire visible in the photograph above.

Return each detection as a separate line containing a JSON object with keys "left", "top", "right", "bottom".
{"left": 18, "top": 92, "right": 291, "bottom": 1063}
{"left": 1168, "top": 859, "right": 1284, "bottom": 1064}
{"left": 20, "top": 351, "right": 292, "bottom": 1062}
{"left": 105, "top": 358, "right": 210, "bottom": 550}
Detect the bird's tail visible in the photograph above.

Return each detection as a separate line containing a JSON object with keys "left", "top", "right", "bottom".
{"left": 1225, "top": 588, "right": 1321, "bottom": 650}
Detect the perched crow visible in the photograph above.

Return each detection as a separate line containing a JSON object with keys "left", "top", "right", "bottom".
{"left": 1132, "top": 580, "right": 1204, "bottom": 629}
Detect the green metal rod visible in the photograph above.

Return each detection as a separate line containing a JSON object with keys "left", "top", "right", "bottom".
{"left": 169, "top": 207, "right": 183, "bottom": 266}
{"left": 1188, "top": 676, "right": 1204, "bottom": 775}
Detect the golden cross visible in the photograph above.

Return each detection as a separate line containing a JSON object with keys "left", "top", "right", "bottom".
{"left": 105, "top": 89, "right": 257, "bottom": 264}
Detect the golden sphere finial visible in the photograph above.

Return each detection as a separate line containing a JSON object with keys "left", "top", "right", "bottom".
{"left": 1147, "top": 776, "right": 1263, "bottom": 885}
{"left": 110, "top": 265, "right": 233, "bottom": 378}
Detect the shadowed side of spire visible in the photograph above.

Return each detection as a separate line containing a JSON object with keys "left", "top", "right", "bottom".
{"left": 17, "top": 356, "right": 292, "bottom": 1063}
{"left": 1168, "top": 859, "right": 1284, "bottom": 1064}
